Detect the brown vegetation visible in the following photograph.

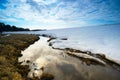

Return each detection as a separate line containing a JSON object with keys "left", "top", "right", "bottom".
{"left": 64, "top": 48, "right": 120, "bottom": 71}
{"left": 0, "top": 34, "right": 39, "bottom": 80}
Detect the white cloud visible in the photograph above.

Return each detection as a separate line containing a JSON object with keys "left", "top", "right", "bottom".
{"left": 0, "top": 0, "right": 120, "bottom": 29}
{"left": 33, "top": 0, "right": 57, "bottom": 5}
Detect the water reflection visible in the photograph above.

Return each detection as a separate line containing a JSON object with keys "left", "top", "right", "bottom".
{"left": 19, "top": 36, "right": 120, "bottom": 80}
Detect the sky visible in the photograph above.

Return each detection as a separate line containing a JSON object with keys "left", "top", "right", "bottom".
{"left": 0, "top": 0, "right": 120, "bottom": 29}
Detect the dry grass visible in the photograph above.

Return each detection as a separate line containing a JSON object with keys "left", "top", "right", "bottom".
{"left": 0, "top": 34, "right": 39, "bottom": 80}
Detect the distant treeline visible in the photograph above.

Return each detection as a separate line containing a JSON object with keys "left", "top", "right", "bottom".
{"left": 31, "top": 29, "right": 47, "bottom": 31}
{"left": 0, "top": 22, "right": 30, "bottom": 33}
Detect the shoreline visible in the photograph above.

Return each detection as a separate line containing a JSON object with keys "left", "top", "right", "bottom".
{"left": 44, "top": 34, "right": 120, "bottom": 67}
{"left": 0, "top": 34, "right": 39, "bottom": 80}
{"left": 1, "top": 34, "right": 120, "bottom": 80}
{"left": 19, "top": 35, "right": 120, "bottom": 80}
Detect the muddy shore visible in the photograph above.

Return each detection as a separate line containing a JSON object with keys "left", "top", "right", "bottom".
{"left": 0, "top": 34, "right": 120, "bottom": 80}
{"left": 0, "top": 34, "right": 39, "bottom": 80}
{"left": 19, "top": 35, "right": 120, "bottom": 80}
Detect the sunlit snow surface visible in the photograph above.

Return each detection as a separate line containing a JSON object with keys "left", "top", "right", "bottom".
{"left": 6, "top": 24, "right": 120, "bottom": 61}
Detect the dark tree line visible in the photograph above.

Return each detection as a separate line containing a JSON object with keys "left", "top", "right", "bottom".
{"left": 0, "top": 22, "right": 30, "bottom": 33}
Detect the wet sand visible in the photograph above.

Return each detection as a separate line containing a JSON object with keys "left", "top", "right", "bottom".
{"left": 19, "top": 36, "right": 120, "bottom": 80}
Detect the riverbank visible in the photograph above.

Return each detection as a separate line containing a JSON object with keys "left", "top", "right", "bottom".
{"left": 0, "top": 34, "right": 39, "bottom": 80}
{"left": 19, "top": 35, "right": 120, "bottom": 80}
{"left": 1, "top": 34, "right": 120, "bottom": 80}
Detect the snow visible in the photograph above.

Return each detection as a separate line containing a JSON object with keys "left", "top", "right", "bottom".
{"left": 18, "top": 36, "right": 107, "bottom": 79}
{"left": 5, "top": 24, "right": 120, "bottom": 61}
{"left": 37, "top": 24, "right": 120, "bottom": 62}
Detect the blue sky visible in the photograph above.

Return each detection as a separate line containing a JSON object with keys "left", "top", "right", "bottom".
{"left": 0, "top": 0, "right": 120, "bottom": 29}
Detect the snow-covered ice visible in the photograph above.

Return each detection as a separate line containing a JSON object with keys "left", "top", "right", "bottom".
{"left": 5, "top": 24, "right": 120, "bottom": 61}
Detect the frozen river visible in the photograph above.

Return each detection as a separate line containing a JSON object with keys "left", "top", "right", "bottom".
{"left": 5, "top": 24, "right": 120, "bottom": 62}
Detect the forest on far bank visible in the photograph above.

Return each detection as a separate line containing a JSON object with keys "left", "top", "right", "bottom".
{"left": 0, "top": 22, "right": 30, "bottom": 33}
